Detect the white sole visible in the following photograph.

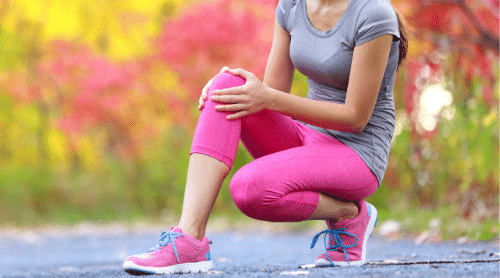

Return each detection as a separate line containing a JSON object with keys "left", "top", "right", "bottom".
{"left": 123, "top": 260, "right": 214, "bottom": 275}
{"left": 315, "top": 203, "right": 378, "bottom": 267}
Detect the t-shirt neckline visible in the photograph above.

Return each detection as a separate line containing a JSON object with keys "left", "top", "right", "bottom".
{"left": 301, "top": 0, "right": 354, "bottom": 37}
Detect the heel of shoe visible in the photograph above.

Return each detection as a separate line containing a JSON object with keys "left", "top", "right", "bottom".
{"left": 360, "top": 203, "right": 378, "bottom": 264}
{"left": 366, "top": 203, "right": 378, "bottom": 236}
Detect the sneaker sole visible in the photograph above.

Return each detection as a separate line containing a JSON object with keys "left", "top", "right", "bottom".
{"left": 123, "top": 260, "right": 214, "bottom": 275}
{"left": 315, "top": 203, "right": 378, "bottom": 267}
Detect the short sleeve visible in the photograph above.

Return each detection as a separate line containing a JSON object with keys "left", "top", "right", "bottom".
{"left": 276, "top": 0, "right": 292, "bottom": 32}
{"left": 354, "top": 0, "right": 400, "bottom": 46}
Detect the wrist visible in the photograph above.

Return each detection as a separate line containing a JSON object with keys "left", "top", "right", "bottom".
{"left": 266, "top": 87, "right": 280, "bottom": 111}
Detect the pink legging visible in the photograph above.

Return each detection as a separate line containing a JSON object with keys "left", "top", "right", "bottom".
{"left": 190, "top": 73, "right": 378, "bottom": 222}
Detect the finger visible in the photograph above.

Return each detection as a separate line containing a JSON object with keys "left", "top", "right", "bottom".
{"left": 211, "top": 87, "right": 243, "bottom": 96}
{"left": 215, "top": 104, "right": 246, "bottom": 112}
{"left": 227, "top": 110, "right": 248, "bottom": 120}
{"left": 226, "top": 68, "right": 251, "bottom": 79}
{"left": 211, "top": 94, "right": 246, "bottom": 104}
{"left": 220, "top": 66, "right": 229, "bottom": 74}
{"left": 202, "top": 92, "right": 208, "bottom": 100}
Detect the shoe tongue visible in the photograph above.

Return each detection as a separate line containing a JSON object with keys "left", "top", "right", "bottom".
{"left": 326, "top": 221, "right": 336, "bottom": 229}
{"left": 328, "top": 219, "right": 349, "bottom": 229}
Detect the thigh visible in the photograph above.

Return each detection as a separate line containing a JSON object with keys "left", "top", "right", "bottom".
{"left": 234, "top": 141, "right": 378, "bottom": 201}
{"left": 240, "top": 109, "right": 303, "bottom": 159}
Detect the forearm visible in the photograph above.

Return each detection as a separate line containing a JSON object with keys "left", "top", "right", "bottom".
{"left": 267, "top": 88, "right": 365, "bottom": 134}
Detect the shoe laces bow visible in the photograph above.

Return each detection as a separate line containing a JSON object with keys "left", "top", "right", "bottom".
{"left": 310, "top": 227, "right": 358, "bottom": 266}
{"left": 149, "top": 230, "right": 184, "bottom": 262}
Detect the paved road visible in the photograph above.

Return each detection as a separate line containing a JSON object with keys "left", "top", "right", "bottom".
{"left": 1, "top": 228, "right": 498, "bottom": 277}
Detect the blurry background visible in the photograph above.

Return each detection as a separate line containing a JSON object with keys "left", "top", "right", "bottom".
{"left": 0, "top": 0, "right": 497, "bottom": 241}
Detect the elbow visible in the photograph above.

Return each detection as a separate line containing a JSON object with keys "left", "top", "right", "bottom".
{"left": 349, "top": 122, "right": 366, "bottom": 134}
{"left": 323, "top": 105, "right": 370, "bottom": 134}
{"left": 346, "top": 111, "right": 369, "bottom": 134}
{"left": 336, "top": 120, "right": 366, "bottom": 134}
{"left": 353, "top": 117, "right": 370, "bottom": 134}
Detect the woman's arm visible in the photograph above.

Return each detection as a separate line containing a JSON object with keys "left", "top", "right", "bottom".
{"left": 263, "top": 18, "right": 295, "bottom": 93}
{"left": 268, "top": 34, "right": 393, "bottom": 133}
{"left": 211, "top": 33, "right": 393, "bottom": 134}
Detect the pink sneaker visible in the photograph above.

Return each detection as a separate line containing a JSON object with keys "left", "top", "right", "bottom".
{"left": 310, "top": 200, "right": 378, "bottom": 267}
{"left": 123, "top": 227, "right": 214, "bottom": 275}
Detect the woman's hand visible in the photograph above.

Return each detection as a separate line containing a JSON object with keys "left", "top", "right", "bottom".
{"left": 210, "top": 68, "right": 275, "bottom": 120}
{"left": 198, "top": 66, "right": 229, "bottom": 111}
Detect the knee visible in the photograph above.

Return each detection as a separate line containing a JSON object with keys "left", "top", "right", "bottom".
{"left": 229, "top": 168, "right": 258, "bottom": 218}
{"left": 210, "top": 72, "right": 246, "bottom": 93}
{"left": 230, "top": 167, "right": 281, "bottom": 221}
{"left": 196, "top": 72, "right": 246, "bottom": 123}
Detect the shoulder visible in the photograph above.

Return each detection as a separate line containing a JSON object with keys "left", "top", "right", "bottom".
{"left": 356, "top": 0, "right": 398, "bottom": 24}
{"left": 353, "top": 0, "right": 400, "bottom": 45}
{"left": 276, "top": 0, "right": 300, "bottom": 32}
{"left": 277, "top": 0, "right": 299, "bottom": 13}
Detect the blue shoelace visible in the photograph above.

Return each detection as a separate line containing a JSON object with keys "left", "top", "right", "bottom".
{"left": 310, "top": 227, "right": 358, "bottom": 266}
{"left": 149, "top": 230, "right": 184, "bottom": 262}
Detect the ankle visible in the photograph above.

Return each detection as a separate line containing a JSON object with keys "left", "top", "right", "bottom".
{"left": 336, "top": 203, "right": 359, "bottom": 222}
{"left": 178, "top": 225, "right": 205, "bottom": 241}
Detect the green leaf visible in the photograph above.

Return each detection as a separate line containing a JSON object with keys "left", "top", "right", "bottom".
{"left": 0, "top": 26, "right": 24, "bottom": 70}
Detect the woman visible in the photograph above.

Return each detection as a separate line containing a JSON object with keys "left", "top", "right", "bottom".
{"left": 123, "top": 0, "right": 408, "bottom": 274}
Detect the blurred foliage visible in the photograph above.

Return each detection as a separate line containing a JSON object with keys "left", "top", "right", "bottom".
{"left": 367, "top": 0, "right": 499, "bottom": 241}
{"left": 0, "top": 0, "right": 498, "bottom": 240}
{"left": 1, "top": 0, "right": 183, "bottom": 60}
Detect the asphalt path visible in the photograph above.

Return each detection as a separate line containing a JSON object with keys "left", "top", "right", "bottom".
{"left": 1, "top": 227, "right": 498, "bottom": 278}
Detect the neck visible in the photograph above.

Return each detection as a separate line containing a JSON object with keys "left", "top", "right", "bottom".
{"left": 312, "top": 0, "right": 348, "bottom": 7}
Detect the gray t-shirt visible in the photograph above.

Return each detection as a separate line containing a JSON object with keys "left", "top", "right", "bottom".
{"left": 276, "top": 0, "right": 400, "bottom": 185}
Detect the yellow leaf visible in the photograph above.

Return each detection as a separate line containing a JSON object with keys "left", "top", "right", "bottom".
{"left": 408, "top": 39, "right": 433, "bottom": 59}
{"left": 483, "top": 109, "right": 497, "bottom": 127}
{"left": 44, "top": 1, "right": 80, "bottom": 39}
{"left": 46, "top": 128, "right": 69, "bottom": 168}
